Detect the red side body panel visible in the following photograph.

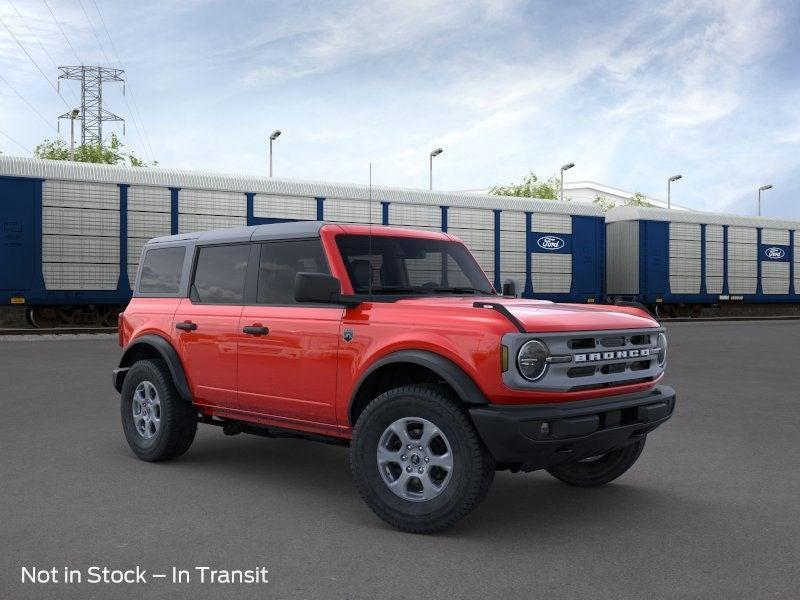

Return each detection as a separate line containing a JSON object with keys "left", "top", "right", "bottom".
{"left": 120, "top": 224, "right": 661, "bottom": 440}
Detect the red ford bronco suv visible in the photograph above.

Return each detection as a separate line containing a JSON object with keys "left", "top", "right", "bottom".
{"left": 113, "top": 222, "right": 675, "bottom": 533}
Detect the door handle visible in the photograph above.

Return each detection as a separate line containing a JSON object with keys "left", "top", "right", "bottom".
{"left": 175, "top": 321, "right": 197, "bottom": 331}
{"left": 242, "top": 325, "right": 269, "bottom": 336}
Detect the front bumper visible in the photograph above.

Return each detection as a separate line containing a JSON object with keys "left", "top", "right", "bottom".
{"left": 469, "top": 385, "right": 676, "bottom": 472}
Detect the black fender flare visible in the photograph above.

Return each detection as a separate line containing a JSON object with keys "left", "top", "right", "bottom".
{"left": 349, "top": 349, "right": 488, "bottom": 424}
{"left": 113, "top": 334, "right": 192, "bottom": 401}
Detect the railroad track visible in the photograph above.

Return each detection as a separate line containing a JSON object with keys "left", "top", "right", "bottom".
{"left": 0, "top": 327, "right": 117, "bottom": 336}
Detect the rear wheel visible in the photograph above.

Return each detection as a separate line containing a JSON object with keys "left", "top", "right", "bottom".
{"left": 350, "top": 385, "right": 494, "bottom": 534}
{"left": 546, "top": 437, "right": 646, "bottom": 487}
{"left": 120, "top": 359, "right": 197, "bottom": 462}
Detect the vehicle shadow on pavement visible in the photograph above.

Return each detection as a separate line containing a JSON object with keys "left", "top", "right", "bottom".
{"left": 144, "top": 429, "right": 693, "bottom": 538}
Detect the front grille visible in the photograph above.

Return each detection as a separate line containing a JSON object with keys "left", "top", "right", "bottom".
{"left": 599, "top": 335, "right": 625, "bottom": 347}
{"left": 503, "top": 327, "right": 665, "bottom": 393}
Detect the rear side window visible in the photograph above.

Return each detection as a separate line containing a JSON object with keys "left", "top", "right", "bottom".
{"left": 192, "top": 244, "right": 250, "bottom": 304}
{"left": 138, "top": 246, "right": 185, "bottom": 294}
{"left": 258, "top": 239, "right": 329, "bottom": 304}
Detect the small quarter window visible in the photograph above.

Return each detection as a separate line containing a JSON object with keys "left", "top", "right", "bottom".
{"left": 138, "top": 246, "right": 185, "bottom": 295}
{"left": 192, "top": 244, "right": 250, "bottom": 304}
{"left": 258, "top": 239, "right": 329, "bottom": 304}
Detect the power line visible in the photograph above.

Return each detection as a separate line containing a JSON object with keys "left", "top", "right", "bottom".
{"left": 42, "top": 0, "right": 82, "bottom": 65}
{"left": 6, "top": 0, "right": 81, "bottom": 105}
{"left": 0, "top": 127, "right": 33, "bottom": 153}
{"left": 0, "top": 71, "right": 59, "bottom": 132}
{"left": 89, "top": 0, "right": 155, "bottom": 162}
{"left": 0, "top": 13, "right": 71, "bottom": 109}
{"left": 76, "top": 0, "right": 111, "bottom": 64}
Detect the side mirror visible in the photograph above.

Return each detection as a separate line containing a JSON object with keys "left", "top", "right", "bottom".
{"left": 502, "top": 279, "right": 517, "bottom": 297}
{"left": 294, "top": 272, "right": 361, "bottom": 307}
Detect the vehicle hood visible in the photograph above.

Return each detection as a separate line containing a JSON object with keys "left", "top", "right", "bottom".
{"left": 394, "top": 296, "right": 659, "bottom": 332}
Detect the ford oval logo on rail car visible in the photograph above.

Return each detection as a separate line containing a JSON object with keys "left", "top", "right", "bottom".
{"left": 537, "top": 235, "right": 565, "bottom": 250}
{"left": 765, "top": 247, "right": 786, "bottom": 259}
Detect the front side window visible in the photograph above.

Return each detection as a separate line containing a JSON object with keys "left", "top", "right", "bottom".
{"left": 192, "top": 244, "right": 250, "bottom": 304}
{"left": 258, "top": 239, "right": 330, "bottom": 304}
{"left": 138, "top": 246, "right": 185, "bottom": 295}
{"left": 335, "top": 235, "right": 493, "bottom": 295}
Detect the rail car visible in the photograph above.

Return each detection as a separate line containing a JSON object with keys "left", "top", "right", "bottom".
{"left": 0, "top": 157, "right": 605, "bottom": 326}
{"left": 606, "top": 206, "right": 800, "bottom": 318}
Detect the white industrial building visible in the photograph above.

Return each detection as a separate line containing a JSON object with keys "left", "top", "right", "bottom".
{"left": 460, "top": 181, "right": 688, "bottom": 210}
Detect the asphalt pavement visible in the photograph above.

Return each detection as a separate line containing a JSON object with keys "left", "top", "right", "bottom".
{"left": 1, "top": 321, "right": 798, "bottom": 599}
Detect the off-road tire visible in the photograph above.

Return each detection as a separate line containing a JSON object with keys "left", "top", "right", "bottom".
{"left": 350, "top": 384, "right": 495, "bottom": 534}
{"left": 545, "top": 436, "right": 646, "bottom": 487}
{"left": 120, "top": 359, "right": 197, "bottom": 462}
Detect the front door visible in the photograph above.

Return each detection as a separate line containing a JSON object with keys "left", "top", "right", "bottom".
{"left": 237, "top": 239, "right": 342, "bottom": 426}
{"left": 172, "top": 243, "right": 252, "bottom": 408}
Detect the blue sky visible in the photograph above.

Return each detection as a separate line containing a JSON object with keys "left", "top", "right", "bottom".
{"left": 1, "top": 0, "right": 799, "bottom": 217}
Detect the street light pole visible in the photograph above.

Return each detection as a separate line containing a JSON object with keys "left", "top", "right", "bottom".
{"left": 560, "top": 162, "right": 574, "bottom": 202}
{"left": 69, "top": 108, "right": 80, "bottom": 161}
{"left": 667, "top": 174, "right": 682, "bottom": 209}
{"left": 429, "top": 148, "right": 443, "bottom": 190}
{"left": 269, "top": 130, "right": 281, "bottom": 177}
{"left": 758, "top": 184, "right": 773, "bottom": 216}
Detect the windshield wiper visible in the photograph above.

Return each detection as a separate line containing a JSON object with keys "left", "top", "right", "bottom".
{"left": 356, "top": 286, "right": 427, "bottom": 295}
{"left": 433, "top": 286, "right": 485, "bottom": 294}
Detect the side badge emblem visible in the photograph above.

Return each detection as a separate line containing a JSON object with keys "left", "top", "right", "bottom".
{"left": 343, "top": 329, "right": 354, "bottom": 342}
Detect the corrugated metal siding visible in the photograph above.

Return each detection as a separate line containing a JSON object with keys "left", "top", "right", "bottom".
{"left": 325, "top": 198, "right": 382, "bottom": 224}
{"left": 0, "top": 156, "right": 604, "bottom": 217}
{"left": 388, "top": 203, "right": 441, "bottom": 230}
{"left": 727, "top": 226, "right": 757, "bottom": 294}
{"left": 499, "top": 211, "right": 526, "bottom": 291}
{"left": 127, "top": 186, "right": 171, "bottom": 284}
{"left": 761, "top": 229, "right": 790, "bottom": 245}
{"left": 669, "top": 223, "right": 701, "bottom": 294}
{"left": 179, "top": 188, "right": 245, "bottom": 217}
{"left": 448, "top": 208, "right": 494, "bottom": 281}
{"left": 533, "top": 254, "right": 571, "bottom": 293}
{"left": 762, "top": 261, "right": 789, "bottom": 294}
{"left": 532, "top": 213, "right": 571, "bottom": 234}
{"left": 605, "top": 221, "right": 639, "bottom": 295}
{"left": 795, "top": 235, "right": 800, "bottom": 293}
{"left": 41, "top": 180, "right": 119, "bottom": 290}
{"left": 253, "top": 194, "right": 316, "bottom": 220}
{"left": 761, "top": 229, "right": 790, "bottom": 294}
{"left": 179, "top": 213, "right": 245, "bottom": 233}
{"left": 705, "top": 225, "right": 724, "bottom": 294}
{"left": 607, "top": 205, "right": 800, "bottom": 230}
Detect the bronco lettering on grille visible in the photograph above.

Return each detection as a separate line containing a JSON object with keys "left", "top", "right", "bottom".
{"left": 574, "top": 348, "right": 650, "bottom": 362}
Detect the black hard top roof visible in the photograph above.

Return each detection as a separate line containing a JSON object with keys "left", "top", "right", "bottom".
{"left": 148, "top": 221, "right": 326, "bottom": 246}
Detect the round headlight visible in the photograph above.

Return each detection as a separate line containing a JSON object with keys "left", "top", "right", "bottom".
{"left": 517, "top": 340, "right": 549, "bottom": 381}
{"left": 656, "top": 332, "right": 667, "bottom": 367}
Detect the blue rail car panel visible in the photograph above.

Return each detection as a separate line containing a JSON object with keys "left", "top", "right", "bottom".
{"left": 571, "top": 216, "right": 604, "bottom": 297}
{"left": 0, "top": 177, "right": 37, "bottom": 291}
{"left": 640, "top": 220, "right": 669, "bottom": 301}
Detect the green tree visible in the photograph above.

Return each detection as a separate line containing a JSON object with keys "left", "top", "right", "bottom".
{"left": 593, "top": 191, "right": 653, "bottom": 212}
{"left": 628, "top": 191, "right": 652, "bottom": 207}
{"left": 34, "top": 134, "right": 154, "bottom": 167}
{"left": 593, "top": 194, "right": 617, "bottom": 211}
{"left": 489, "top": 171, "right": 562, "bottom": 200}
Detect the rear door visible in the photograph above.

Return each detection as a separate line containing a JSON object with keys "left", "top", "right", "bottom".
{"left": 0, "top": 178, "right": 36, "bottom": 290}
{"left": 237, "top": 238, "right": 342, "bottom": 426}
{"left": 172, "top": 243, "right": 252, "bottom": 408}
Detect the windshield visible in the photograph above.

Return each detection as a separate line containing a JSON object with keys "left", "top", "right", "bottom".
{"left": 335, "top": 235, "right": 494, "bottom": 296}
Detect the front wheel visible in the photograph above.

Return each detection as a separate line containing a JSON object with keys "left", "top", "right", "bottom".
{"left": 545, "top": 437, "right": 646, "bottom": 487}
{"left": 350, "top": 385, "right": 495, "bottom": 534}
